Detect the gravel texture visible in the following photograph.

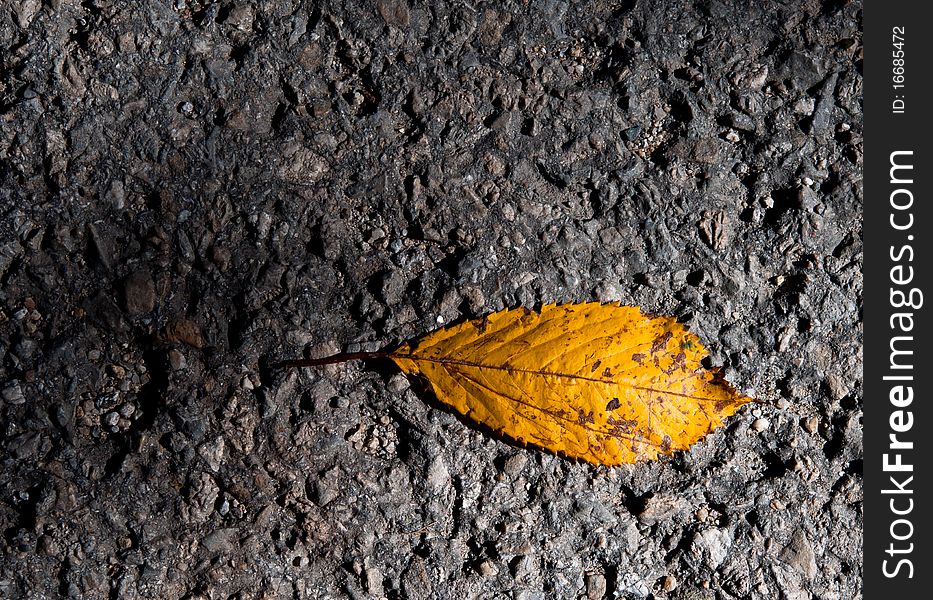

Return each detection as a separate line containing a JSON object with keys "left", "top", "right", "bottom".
{"left": 0, "top": 1, "right": 862, "bottom": 598}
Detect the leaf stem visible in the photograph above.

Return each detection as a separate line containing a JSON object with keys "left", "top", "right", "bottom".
{"left": 277, "top": 351, "right": 389, "bottom": 369}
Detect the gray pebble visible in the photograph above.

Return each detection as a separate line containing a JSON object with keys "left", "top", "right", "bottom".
{"left": 2, "top": 381, "right": 25, "bottom": 405}
{"left": 779, "top": 529, "right": 817, "bottom": 580}
{"left": 690, "top": 528, "right": 732, "bottom": 570}
{"left": 201, "top": 528, "right": 237, "bottom": 553}
{"left": 387, "top": 373, "right": 410, "bottom": 393}
{"left": 425, "top": 455, "right": 450, "bottom": 490}
{"left": 123, "top": 270, "right": 155, "bottom": 315}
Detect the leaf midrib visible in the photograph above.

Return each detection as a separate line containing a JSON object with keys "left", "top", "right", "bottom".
{"left": 391, "top": 353, "right": 724, "bottom": 403}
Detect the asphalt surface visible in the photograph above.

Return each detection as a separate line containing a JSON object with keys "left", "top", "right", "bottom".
{"left": 0, "top": 1, "right": 862, "bottom": 598}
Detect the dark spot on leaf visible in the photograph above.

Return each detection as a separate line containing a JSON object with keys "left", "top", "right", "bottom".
{"left": 602, "top": 367, "right": 613, "bottom": 378}
{"left": 663, "top": 352, "right": 688, "bottom": 374}
{"left": 606, "top": 398, "right": 621, "bottom": 411}
{"left": 607, "top": 414, "right": 639, "bottom": 435}
{"left": 590, "top": 360, "right": 602, "bottom": 373}
{"left": 651, "top": 331, "right": 673, "bottom": 353}
{"left": 577, "top": 409, "right": 595, "bottom": 424}
{"left": 661, "top": 435, "right": 673, "bottom": 452}
{"left": 631, "top": 353, "right": 646, "bottom": 364}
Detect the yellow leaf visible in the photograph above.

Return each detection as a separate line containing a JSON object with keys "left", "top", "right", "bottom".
{"left": 280, "top": 302, "right": 754, "bottom": 465}
{"left": 388, "top": 302, "right": 752, "bottom": 465}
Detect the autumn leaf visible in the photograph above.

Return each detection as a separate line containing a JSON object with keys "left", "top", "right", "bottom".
{"left": 281, "top": 302, "right": 753, "bottom": 465}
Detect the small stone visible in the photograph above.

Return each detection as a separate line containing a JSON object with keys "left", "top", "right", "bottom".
{"left": 586, "top": 572, "right": 607, "bottom": 600}
{"left": 364, "top": 562, "right": 385, "bottom": 596}
{"left": 168, "top": 349, "right": 187, "bottom": 371}
{"left": 387, "top": 374, "right": 410, "bottom": 393}
{"left": 618, "top": 521, "right": 640, "bottom": 552}
{"left": 751, "top": 418, "right": 770, "bottom": 432}
{"left": 103, "top": 411, "right": 120, "bottom": 426}
{"left": 2, "top": 381, "right": 25, "bottom": 405}
{"left": 226, "top": 4, "right": 254, "bottom": 31}
{"left": 37, "top": 535, "right": 60, "bottom": 557}
{"left": 123, "top": 270, "right": 156, "bottom": 315}
{"left": 502, "top": 453, "right": 528, "bottom": 477}
{"left": 13, "top": 0, "right": 41, "bottom": 28}
{"left": 211, "top": 245, "right": 232, "bottom": 272}
{"left": 460, "top": 285, "right": 485, "bottom": 313}
{"left": 797, "top": 186, "right": 818, "bottom": 211}
{"left": 198, "top": 437, "right": 225, "bottom": 472}
{"left": 10, "top": 432, "right": 42, "bottom": 459}
{"left": 425, "top": 455, "right": 450, "bottom": 490}
{"left": 639, "top": 494, "right": 685, "bottom": 525}
{"left": 793, "top": 97, "right": 815, "bottom": 115}
{"left": 510, "top": 554, "right": 535, "bottom": 580}
{"left": 802, "top": 416, "right": 819, "bottom": 434}
{"left": 380, "top": 269, "right": 407, "bottom": 304}
{"left": 595, "top": 281, "right": 621, "bottom": 303}
{"left": 60, "top": 55, "right": 86, "bottom": 98}
{"left": 314, "top": 467, "right": 342, "bottom": 506}
{"left": 779, "top": 529, "right": 817, "bottom": 580}
{"left": 698, "top": 210, "right": 732, "bottom": 251}
{"left": 201, "top": 528, "right": 237, "bottom": 553}
{"left": 659, "top": 575, "right": 677, "bottom": 592}
{"left": 185, "top": 473, "right": 219, "bottom": 523}
{"left": 617, "top": 572, "right": 650, "bottom": 598}
{"left": 377, "top": 0, "right": 410, "bottom": 27}
{"left": 477, "top": 559, "right": 498, "bottom": 577}
{"left": 117, "top": 32, "right": 136, "bottom": 53}
{"left": 278, "top": 149, "right": 328, "bottom": 185}
{"left": 163, "top": 319, "right": 205, "bottom": 349}
{"left": 485, "top": 153, "right": 507, "bottom": 177}
{"left": 726, "top": 112, "right": 755, "bottom": 132}
{"left": 690, "top": 527, "right": 732, "bottom": 569}
{"left": 824, "top": 373, "right": 848, "bottom": 402}
{"left": 107, "top": 180, "right": 125, "bottom": 209}
{"left": 747, "top": 64, "right": 768, "bottom": 89}
{"left": 621, "top": 126, "right": 641, "bottom": 141}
